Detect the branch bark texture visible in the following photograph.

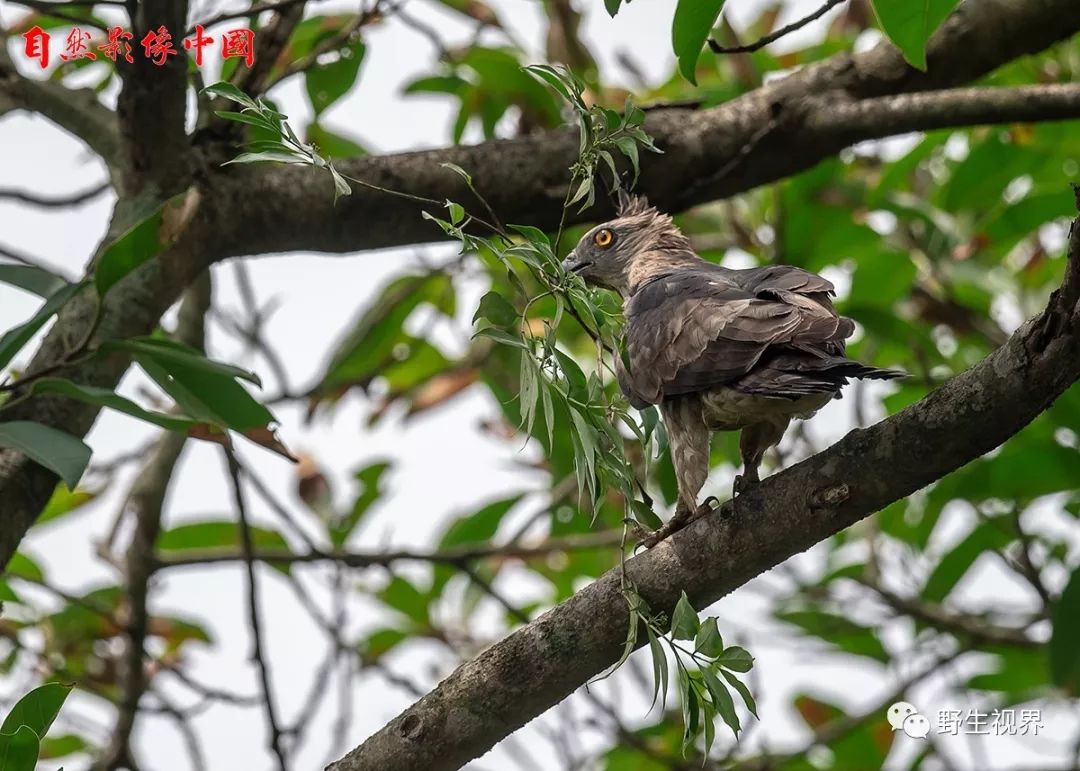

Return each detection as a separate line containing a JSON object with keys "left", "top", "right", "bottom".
{"left": 329, "top": 204, "right": 1080, "bottom": 770}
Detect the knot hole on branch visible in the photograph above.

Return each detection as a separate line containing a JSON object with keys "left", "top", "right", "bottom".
{"left": 809, "top": 483, "right": 850, "bottom": 509}
{"left": 399, "top": 713, "right": 424, "bottom": 741}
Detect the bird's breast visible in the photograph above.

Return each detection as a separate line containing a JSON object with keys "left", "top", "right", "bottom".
{"left": 700, "top": 388, "right": 832, "bottom": 431}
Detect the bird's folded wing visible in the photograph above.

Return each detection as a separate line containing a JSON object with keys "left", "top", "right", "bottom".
{"left": 620, "top": 269, "right": 851, "bottom": 404}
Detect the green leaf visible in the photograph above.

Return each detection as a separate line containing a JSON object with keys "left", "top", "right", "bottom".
{"left": 721, "top": 669, "right": 758, "bottom": 718}
{"left": 39, "top": 733, "right": 87, "bottom": 760}
{"left": 922, "top": 518, "right": 1012, "bottom": 604}
{"left": 222, "top": 151, "right": 308, "bottom": 166}
{"left": 869, "top": 0, "right": 959, "bottom": 70}
{"left": 330, "top": 461, "right": 390, "bottom": 546}
{"left": 29, "top": 378, "right": 194, "bottom": 433}
{"left": 36, "top": 485, "right": 97, "bottom": 527}
{"left": 4, "top": 553, "right": 44, "bottom": 582}
{"left": 0, "top": 264, "right": 68, "bottom": 298}
{"left": 307, "top": 122, "right": 367, "bottom": 158}
{"left": 100, "top": 338, "right": 274, "bottom": 434}
{"left": 672, "top": 0, "right": 725, "bottom": 84}
{"left": 157, "top": 520, "right": 290, "bottom": 572}
{"left": 439, "top": 495, "right": 520, "bottom": 549}
{"left": 0, "top": 281, "right": 86, "bottom": 372}
{"left": 0, "top": 725, "right": 39, "bottom": 771}
{"left": 305, "top": 40, "right": 365, "bottom": 116}
{"left": 360, "top": 627, "right": 409, "bottom": 662}
{"left": 701, "top": 666, "right": 740, "bottom": 736}
{"left": 474, "top": 327, "right": 530, "bottom": 351}
{"left": 0, "top": 422, "right": 91, "bottom": 490}
{"left": 95, "top": 192, "right": 189, "bottom": 297}
{"left": 715, "top": 645, "right": 754, "bottom": 673}
{"left": 446, "top": 200, "right": 465, "bottom": 225}
{"left": 670, "top": 591, "right": 699, "bottom": 641}
{"left": 1050, "top": 567, "right": 1080, "bottom": 693}
{"left": 679, "top": 669, "right": 700, "bottom": 755}
{"left": 604, "top": 0, "right": 622, "bottom": 17}
{"left": 201, "top": 81, "right": 258, "bottom": 108}
{"left": 777, "top": 610, "right": 889, "bottom": 662}
{"left": 1, "top": 682, "right": 72, "bottom": 737}
{"left": 694, "top": 616, "right": 724, "bottom": 657}
{"left": 377, "top": 576, "right": 431, "bottom": 625}
{"left": 317, "top": 273, "right": 454, "bottom": 394}
{"left": 213, "top": 110, "right": 277, "bottom": 130}
{"left": 473, "top": 291, "right": 518, "bottom": 328}
{"left": 645, "top": 625, "right": 668, "bottom": 711}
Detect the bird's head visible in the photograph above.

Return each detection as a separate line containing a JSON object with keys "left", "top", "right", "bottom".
{"left": 561, "top": 192, "right": 694, "bottom": 296}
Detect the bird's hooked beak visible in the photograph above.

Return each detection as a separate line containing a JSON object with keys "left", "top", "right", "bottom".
{"left": 561, "top": 249, "right": 591, "bottom": 276}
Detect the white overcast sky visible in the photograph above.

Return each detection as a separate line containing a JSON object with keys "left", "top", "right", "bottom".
{"left": 1, "top": 1, "right": 1076, "bottom": 769}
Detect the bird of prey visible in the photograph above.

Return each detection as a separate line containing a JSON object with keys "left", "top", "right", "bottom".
{"left": 561, "top": 193, "right": 902, "bottom": 546}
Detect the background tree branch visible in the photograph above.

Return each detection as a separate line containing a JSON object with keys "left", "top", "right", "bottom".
{"left": 1, "top": 0, "right": 1078, "bottom": 571}
{"left": 329, "top": 202, "right": 1080, "bottom": 771}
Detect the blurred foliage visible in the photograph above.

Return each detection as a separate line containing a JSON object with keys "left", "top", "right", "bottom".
{"left": 1, "top": 0, "right": 1079, "bottom": 769}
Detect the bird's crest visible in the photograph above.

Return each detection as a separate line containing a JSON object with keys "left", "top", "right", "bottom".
{"left": 614, "top": 190, "right": 690, "bottom": 254}
{"left": 616, "top": 190, "right": 656, "bottom": 218}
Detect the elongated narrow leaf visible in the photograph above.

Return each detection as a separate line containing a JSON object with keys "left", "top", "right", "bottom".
{"left": 0, "top": 282, "right": 86, "bottom": 372}
{"left": 136, "top": 355, "right": 273, "bottom": 432}
{"left": 0, "top": 264, "right": 68, "bottom": 298}
{"left": 721, "top": 670, "right": 758, "bottom": 718}
{"left": 1, "top": 682, "right": 71, "bottom": 737}
{"left": 103, "top": 338, "right": 262, "bottom": 385}
{"left": 29, "top": 378, "right": 194, "bottom": 432}
{"left": 94, "top": 191, "right": 190, "bottom": 297}
{"left": 870, "top": 0, "right": 959, "bottom": 70}
{"left": 645, "top": 625, "right": 668, "bottom": 711}
{"left": 331, "top": 462, "right": 392, "bottom": 547}
{"left": 201, "top": 81, "right": 258, "bottom": 108}
{"left": 0, "top": 421, "right": 91, "bottom": 490}
{"left": 701, "top": 666, "right": 740, "bottom": 736}
{"left": 672, "top": 0, "right": 725, "bottom": 84}
{"left": 157, "top": 520, "right": 289, "bottom": 553}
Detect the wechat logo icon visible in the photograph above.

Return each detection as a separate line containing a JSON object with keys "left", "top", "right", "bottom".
{"left": 888, "top": 702, "right": 930, "bottom": 739}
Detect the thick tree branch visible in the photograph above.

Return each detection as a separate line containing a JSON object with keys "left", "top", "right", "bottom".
{"left": 0, "top": 45, "right": 123, "bottom": 171}
{"left": 116, "top": 0, "right": 191, "bottom": 194}
{"left": 210, "top": 0, "right": 1080, "bottom": 257}
{"left": 329, "top": 204, "right": 1080, "bottom": 771}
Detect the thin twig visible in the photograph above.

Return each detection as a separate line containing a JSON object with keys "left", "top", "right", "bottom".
{"left": 5, "top": 0, "right": 110, "bottom": 30}
{"left": 708, "top": 0, "right": 847, "bottom": 55}
{"left": 0, "top": 181, "right": 110, "bottom": 208}
{"left": 224, "top": 448, "right": 289, "bottom": 771}
{"left": 189, "top": 0, "right": 312, "bottom": 31}
{"left": 154, "top": 529, "right": 624, "bottom": 569}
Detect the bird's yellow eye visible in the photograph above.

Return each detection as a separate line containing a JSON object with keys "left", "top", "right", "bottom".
{"left": 594, "top": 229, "right": 614, "bottom": 248}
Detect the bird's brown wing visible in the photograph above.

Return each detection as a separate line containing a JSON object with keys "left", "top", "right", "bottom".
{"left": 619, "top": 267, "right": 856, "bottom": 405}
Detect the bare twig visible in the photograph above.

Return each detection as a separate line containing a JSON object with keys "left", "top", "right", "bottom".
{"left": 154, "top": 529, "right": 624, "bottom": 570}
{"left": 224, "top": 448, "right": 289, "bottom": 771}
{"left": 189, "top": 0, "right": 312, "bottom": 31}
{"left": 0, "top": 181, "right": 110, "bottom": 208}
{"left": 709, "top": 0, "right": 847, "bottom": 55}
